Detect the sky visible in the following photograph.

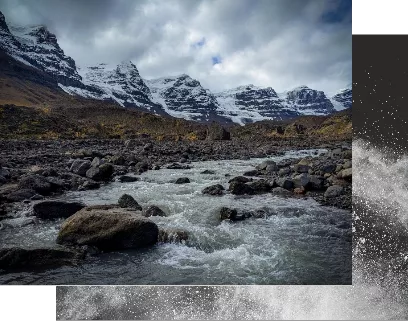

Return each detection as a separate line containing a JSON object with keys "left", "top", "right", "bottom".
{"left": 0, "top": 0, "right": 351, "bottom": 95}
{"left": 353, "top": 35, "right": 408, "bottom": 154}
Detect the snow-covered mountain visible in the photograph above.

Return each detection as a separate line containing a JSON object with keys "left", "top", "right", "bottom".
{"left": 214, "top": 85, "right": 341, "bottom": 125}
{"left": 145, "top": 74, "right": 229, "bottom": 122}
{"left": 331, "top": 85, "right": 352, "bottom": 110}
{"left": 0, "top": 10, "right": 351, "bottom": 125}
{"left": 0, "top": 11, "right": 82, "bottom": 87}
{"left": 283, "top": 86, "right": 335, "bottom": 115}
{"left": 59, "top": 62, "right": 164, "bottom": 114}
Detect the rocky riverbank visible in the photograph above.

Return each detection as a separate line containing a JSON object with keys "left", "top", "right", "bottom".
{"left": 0, "top": 138, "right": 350, "bottom": 212}
{"left": 0, "top": 139, "right": 351, "bottom": 278}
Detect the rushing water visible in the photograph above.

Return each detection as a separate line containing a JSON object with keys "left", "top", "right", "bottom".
{"left": 0, "top": 149, "right": 352, "bottom": 285}
{"left": 55, "top": 140, "right": 408, "bottom": 319}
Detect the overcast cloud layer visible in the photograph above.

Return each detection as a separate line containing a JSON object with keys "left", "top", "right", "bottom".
{"left": 0, "top": 0, "right": 351, "bottom": 94}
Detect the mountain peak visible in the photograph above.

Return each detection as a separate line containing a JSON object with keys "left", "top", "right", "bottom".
{"left": 0, "top": 10, "right": 10, "bottom": 33}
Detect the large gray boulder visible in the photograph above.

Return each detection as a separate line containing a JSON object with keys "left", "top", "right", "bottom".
{"left": 56, "top": 206, "right": 158, "bottom": 251}
{"left": 228, "top": 181, "right": 255, "bottom": 195}
{"left": 86, "top": 163, "right": 114, "bottom": 181}
{"left": 324, "top": 185, "right": 344, "bottom": 198}
{"left": 202, "top": 184, "right": 225, "bottom": 196}
{"left": 70, "top": 160, "right": 91, "bottom": 176}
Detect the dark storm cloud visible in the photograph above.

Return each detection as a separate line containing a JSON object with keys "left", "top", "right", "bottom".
{"left": 0, "top": 0, "right": 351, "bottom": 93}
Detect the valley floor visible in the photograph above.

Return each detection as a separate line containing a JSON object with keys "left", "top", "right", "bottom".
{"left": 0, "top": 138, "right": 352, "bottom": 285}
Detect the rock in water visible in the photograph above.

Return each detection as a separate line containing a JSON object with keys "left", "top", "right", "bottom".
{"left": 143, "top": 205, "right": 166, "bottom": 217}
{"left": 220, "top": 207, "right": 238, "bottom": 220}
{"left": 228, "top": 181, "right": 255, "bottom": 195}
{"left": 228, "top": 176, "right": 252, "bottom": 184}
{"left": 32, "top": 201, "right": 85, "bottom": 220}
{"left": 175, "top": 177, "right": 190, "bottom": 184}
{"left": 119, "top": 175, "right": 140, "bottom": 183}
{"left": 271, "top": 187, "right": 292, "bottom": 195}
{"left": 202, "top": 184, "right": 225, "bottom": 195}
{"left": 118, "top": 194, "right": 142, "bottom": 210}
{"left": 200, "top": 170, "right": 216, "bottom": 175}
{"left": 0, "top": 247, "right": 84, "bottom": 270}
{"left": 248, "top": 179, "right": 272, "bottom": 193}
{"left": 56, "top": 207, "right": 158, "bottom": 251}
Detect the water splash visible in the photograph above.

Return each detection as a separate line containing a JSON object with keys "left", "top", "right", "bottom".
{"left": 56, "top": 140, "right": 408, "bottom": 319}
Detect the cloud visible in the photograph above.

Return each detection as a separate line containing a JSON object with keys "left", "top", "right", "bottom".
{"left": 0, "top": 0, "right": 351, "bottom": 95}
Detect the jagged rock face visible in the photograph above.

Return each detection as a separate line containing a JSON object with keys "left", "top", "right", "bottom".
{"left": 331, "top": 86, "right": 352, "bottom": 109}
{"left": 146, "top": 74, "right": 225, "bottom": 122}
{"left": 0, "top": 11, "right": 82, "bottom": 87}
{"left": 284, "top": 86, "right": 335, "bottom": 115}
{"left": 81, "top": 62, "right": 162, "bottom": 111}
{"left": 0, "top": 10, "right": 349, "bottom": 125}
{"left": 215, "top": 85, "right": 299, "bottom": 125}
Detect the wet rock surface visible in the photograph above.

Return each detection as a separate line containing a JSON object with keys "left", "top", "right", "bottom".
{"left": 56, "top": 206, "right": 159, "bottom": 251}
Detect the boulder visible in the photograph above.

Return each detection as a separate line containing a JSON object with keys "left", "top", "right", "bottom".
{"left": 342, "top": 149, "right": 352, "bottom": 159}
{"left": 118, "top": 194, "right": 142, "bottom": 210}
{"left": 143, "top": 205, "right": 166, "bottom": 217}
{"left": 278, "top": 167, "right": 291, "bottom": 176}
{"left": 91, "top": 157, "right": 104, "bottom": 168}
{"left": 86, "top": 163, "right": 114, "bottom": 181}
{"left": 110, "top": 155, "right": 126, "bottom": 165}
{"left": 202, "top": 184, "right": 225, "bottom": 195}
{"left": 0, "top": 247, "right": 84, "bottom": 270}
{"left": 330, "top": 148, "right": 342, "bottom": 158}
{"left": 167, "top": 163, "right": 191, "bottom": 170}
{"left": 276, "top": 178, "right": 294, "bottom": 190}
{"left": 271, "top": 187, "right": 292, "bottom": 195}
{"left": 293, "top": 173, "right": 311, "bottom": 189}
{"left": 256, "top": 160, "right": 277, "bottom": 171}
{"left": 308, "top": 175, "right": 325, "bottom": 190}
{"left": 175, "top": 177, "right": 190, "bottom": 184}
{"left": 135, "top": 161, "right": 149, "bottom": 174}
{"left": 200, "top": 170, "right": 216, "bottom": 175}
{"left": 243, "top": 170, "right": 260, "bottom": 177}
{"left": 228, "top": 176, "right": 251, "bottom": 184}
{"left": 70, "top": 160, "right": 91, "bottom": 176}
{"left": 340, "top": 168, "right": 352, "bottom": 180}
{"left": 322, "top": 164, "right": 336, "bottom": 174}
{"left": 32, "top": 201, "right": 85, "bottom": 220}
{"left": 80, "top": 180, "right": 100, "bottom": 190}
{"left": 56, "top": 207, "right": 158, "bottom": 251}
{"left": 220, "top": 207, "right": 238, "bottom": 220}
{"left": 248, "top": 179, "right": 272, "bottom": 193}
{"left": 324, "top": 185, "right": 344, "bottom": 198}
{"left": 119, "top": 175, "right": 140, "bottom": 183}
{"left": 228, "top": 181, "right": 255, "bottom": 195}
{"left": 158, "top": 229, "right": 188, "bottom": 243}
{"left": 18, "top": 175, "right": 52, "bottom": 195}
{"left": 294, "top": 164, "right": 310, "bottom": 174}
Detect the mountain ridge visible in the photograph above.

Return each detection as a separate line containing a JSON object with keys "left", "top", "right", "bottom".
{"left": 0, "top": 10, "right": 351, "bottom": 125}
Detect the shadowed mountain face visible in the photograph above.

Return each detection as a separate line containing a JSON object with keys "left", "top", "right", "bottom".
{"left": 0, "top": 10, "right": 350, "bottom": 125}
